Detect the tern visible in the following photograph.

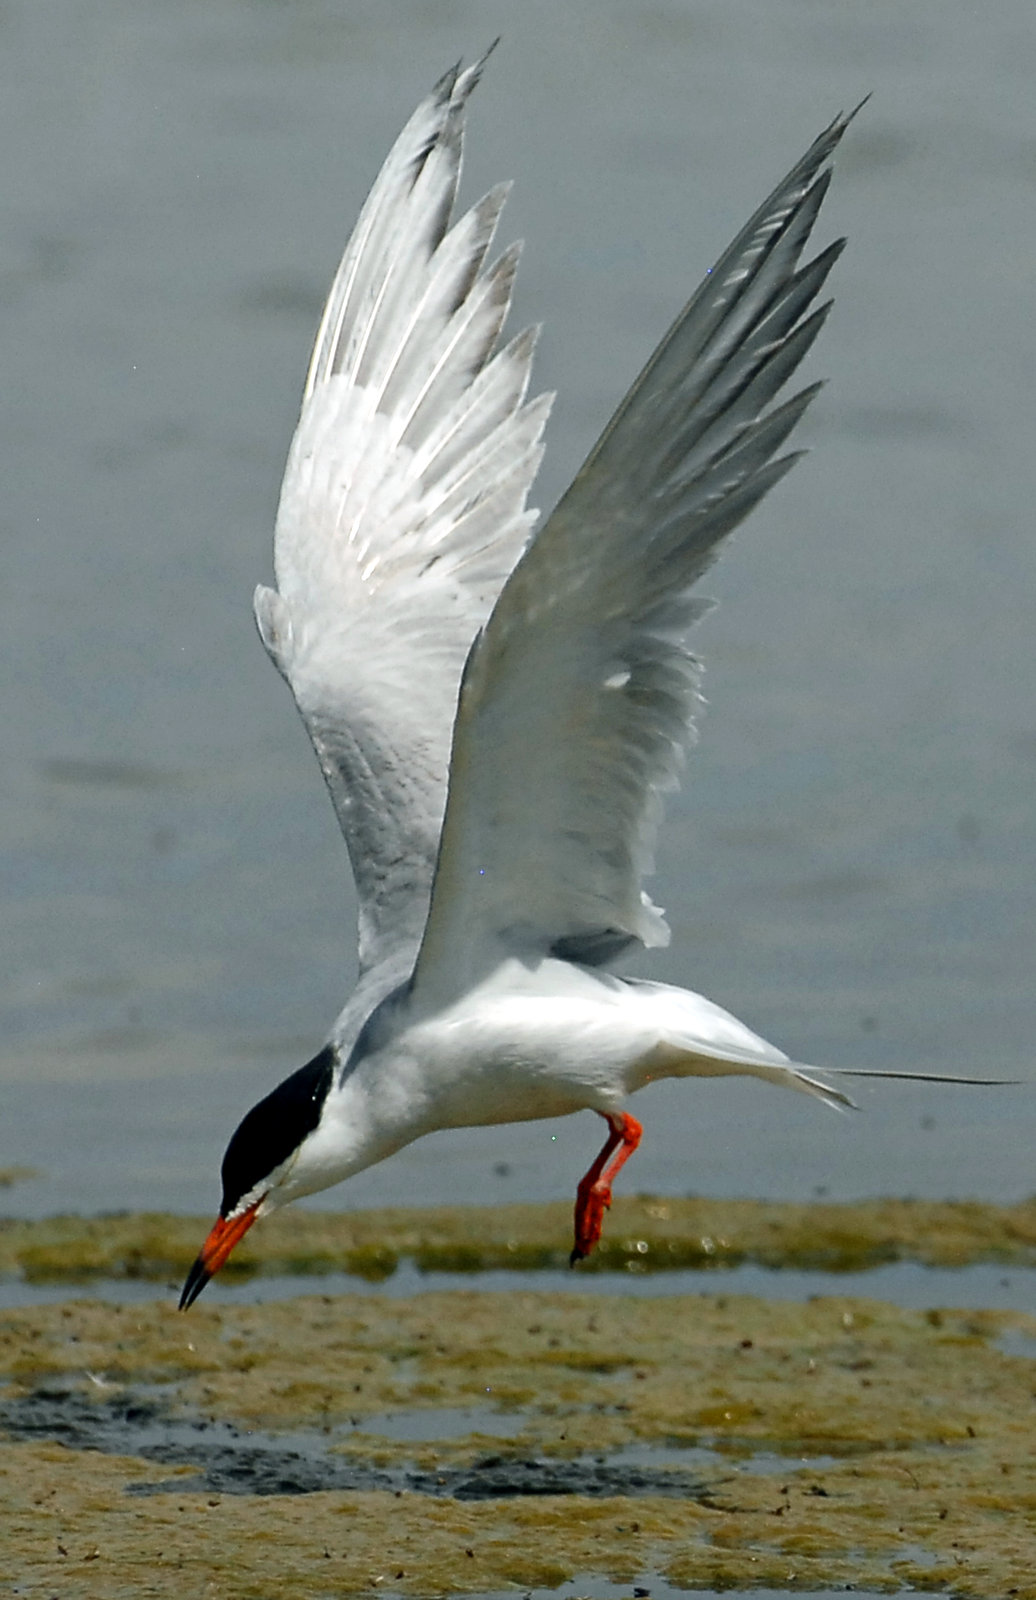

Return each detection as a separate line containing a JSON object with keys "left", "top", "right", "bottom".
{"left": 180, "top": 58, "right": 865, "bottom": 1311}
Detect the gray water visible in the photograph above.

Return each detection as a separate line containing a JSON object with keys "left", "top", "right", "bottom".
{"left": 3, "top": 0, "right": 1035, "bottom": 1223}
{"left": 6, "top": 1262, "right": 1034, "bottom": 1316}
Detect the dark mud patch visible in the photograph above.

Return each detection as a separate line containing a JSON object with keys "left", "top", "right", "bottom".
{"left": 0, "top": 1380, "right": 710, "bottom": 1501}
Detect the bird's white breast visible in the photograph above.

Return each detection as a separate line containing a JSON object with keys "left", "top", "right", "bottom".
{"left": 379, "top": 959, "right": 656, "bottom": 1133}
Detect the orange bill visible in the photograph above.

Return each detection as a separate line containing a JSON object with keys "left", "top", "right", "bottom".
{"left": 179, "top": 1200, "right": 261, "bottom": 1310}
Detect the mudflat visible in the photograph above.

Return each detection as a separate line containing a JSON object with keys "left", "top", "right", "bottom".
{"left": 2, "top": 1200, "right": 1034, "bottom": 1597}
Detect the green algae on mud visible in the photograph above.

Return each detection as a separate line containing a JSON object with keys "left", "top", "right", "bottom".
{"left": 2, "top": 1288, "right": 1035, "bottom": 1598}
{"left": 3, "top": 1194, "right": 1036, "bottom": 1285}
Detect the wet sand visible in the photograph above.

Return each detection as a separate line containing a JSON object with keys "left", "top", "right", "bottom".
{"left": 2, "top": 1201, "right": 1035, "bottom": 1596}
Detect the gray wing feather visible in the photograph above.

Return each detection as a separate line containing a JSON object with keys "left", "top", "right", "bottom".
{"left": 415, "top": 110, "right": 856, "bottom": 998}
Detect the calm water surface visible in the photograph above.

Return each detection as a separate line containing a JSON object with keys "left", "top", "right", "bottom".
{"left": 2, "top": 1, "right": 1034, "bottom": 1220}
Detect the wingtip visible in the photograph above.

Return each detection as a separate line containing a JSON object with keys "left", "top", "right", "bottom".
{"left": 800, "top": 93, "right": 868, "bottom": 184}
{"left": 843, "top": 91, "right": 874, "bottom": 126}
{"left": 819, "top": 93, "right": 871, "bottom": 164}
{"left": 451, "top": 39, "right": 500, "bottom": 106}
{"left": 431, "top": 38, "right": 497, "bottom": 110}
{"left": 431, "top": 60, "right": 463, "bottom": 103}
{"left": 825, "top": 93, "right": 871, "bottom": 139}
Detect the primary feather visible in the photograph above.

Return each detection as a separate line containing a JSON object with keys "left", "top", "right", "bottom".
{"left": 414, "top": 111, "right": 852, "bottom": 1002}
{"left": 256, "top": 56, "right": 551, "bottom": 990}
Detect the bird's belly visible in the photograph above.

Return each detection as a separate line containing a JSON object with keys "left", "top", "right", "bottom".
{"left": 401, "top": 990, "right": 642, "bottom": 1132}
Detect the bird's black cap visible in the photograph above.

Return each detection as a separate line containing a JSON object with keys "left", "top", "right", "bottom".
{"left": 219, "top": 1044, "right": 336, "bottom": 1216}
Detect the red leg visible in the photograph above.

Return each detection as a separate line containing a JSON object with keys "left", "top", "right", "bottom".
{"left": 570, "top": 1110, "right": 643, "bottom": 1265}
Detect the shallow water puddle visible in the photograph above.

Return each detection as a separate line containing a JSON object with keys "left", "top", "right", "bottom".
{"left": 995, "top": 1324, "right": 1036, "bottom": 1359}
{"left": 351, "top": 1401, "right": 527, "bottom": 1442}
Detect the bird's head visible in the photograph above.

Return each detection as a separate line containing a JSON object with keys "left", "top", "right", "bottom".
{"left": 179, "top": 1044, "right": 336, "bottom": 1309}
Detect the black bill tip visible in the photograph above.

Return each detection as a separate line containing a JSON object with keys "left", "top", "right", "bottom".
{"left": 179, "top": 1254, "right": 211, "bottom": 1312}
{"left": 178, "top": 1203, "right": 262, "bottom": 1311}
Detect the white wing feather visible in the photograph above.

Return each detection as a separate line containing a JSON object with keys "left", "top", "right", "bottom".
{"left": 256, "top": 58, "right": 551, "bottom": 983}
{"left": 415, "top": 111, "right": 855, "bottom": 1001}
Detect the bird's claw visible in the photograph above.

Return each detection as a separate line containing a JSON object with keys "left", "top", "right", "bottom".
{"left": 570, "top": 1182, "right": 612, "bottom": 1265}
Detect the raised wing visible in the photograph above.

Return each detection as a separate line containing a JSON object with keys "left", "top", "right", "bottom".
{"left": 255, "top": 59, "right": 550, "bottom": 982}
{"left": 414, "top": 110, "right": 854, "bottom": 999}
